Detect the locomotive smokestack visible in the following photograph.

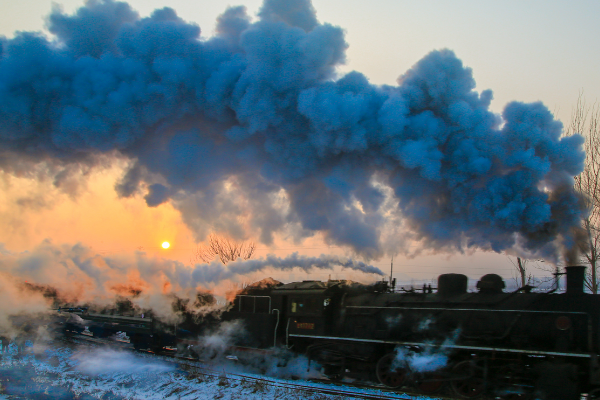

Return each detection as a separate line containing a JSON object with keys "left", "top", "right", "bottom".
{"left": 565, "top": 266, "right": 586, "bottom": 295}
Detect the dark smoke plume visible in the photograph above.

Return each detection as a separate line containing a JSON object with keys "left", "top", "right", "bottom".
{"left": 0, "top": 0, "right": 585, "bottom": 260}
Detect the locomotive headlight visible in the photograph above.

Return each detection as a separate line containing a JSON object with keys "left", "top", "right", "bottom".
{"left": 555, "top": 316, "right": 572, "bottom": 331}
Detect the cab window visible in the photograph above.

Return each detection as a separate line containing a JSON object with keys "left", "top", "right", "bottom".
{"left": 234, "top": 296, "right": 270, "bottom": 313}
{"left": 290, "top": 298, "right": 321, "bottom": 314}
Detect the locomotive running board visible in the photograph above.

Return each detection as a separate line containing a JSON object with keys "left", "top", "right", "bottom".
{"left": 288, "top": 334, "right": 593, "bottom": 358}
{"left": 345, "top": 306, "right": 589, "bottom": 315}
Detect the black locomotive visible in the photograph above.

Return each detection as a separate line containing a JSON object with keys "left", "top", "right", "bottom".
{"left": 60, "top": 265, "right": 600, "bottom": 400}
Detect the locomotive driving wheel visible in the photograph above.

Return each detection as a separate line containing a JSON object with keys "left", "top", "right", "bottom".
{"left": 376, "top": 353, "right": 408, "bottom": 388}
{"left": 451, "top": 360, "right": 486, "bottom": 398}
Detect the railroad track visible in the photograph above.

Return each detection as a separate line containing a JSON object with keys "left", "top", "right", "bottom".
{"left": 61, "top": 333, "right": 450, "bottom": 400}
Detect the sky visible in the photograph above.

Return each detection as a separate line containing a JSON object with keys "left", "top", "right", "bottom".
{"left": 0, "top": 0, "right": 598, "bottom": 291}
{"left": 3, "top": 0, "right": 599, "bottom": 123}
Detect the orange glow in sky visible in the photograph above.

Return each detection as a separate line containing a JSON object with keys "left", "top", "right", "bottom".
{"left": 0, "top": 162, "right": 197, "bottom": 263}
{"left": 0, "top": 160, "right": 517, "bottom": 282}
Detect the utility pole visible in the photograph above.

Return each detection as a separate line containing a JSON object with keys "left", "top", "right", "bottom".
{"left": 389, "top": 255, "right": 396, "bottom": 292}
{"left": 554, "top": 264, "right": 563, "bottom": 292}
{"left": 390, "top": 255, "right": 394, "bottom": 286}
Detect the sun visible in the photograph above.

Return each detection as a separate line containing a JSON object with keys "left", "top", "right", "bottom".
{"left": 161, "top": 241, "right": 170, "bottom": 249}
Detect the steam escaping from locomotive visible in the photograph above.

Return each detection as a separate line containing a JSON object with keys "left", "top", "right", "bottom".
{"left": 190, "top": 320, "right": 247, "bottom": 359}
{"left": 2, "top": 242, "right": 382, "bottom": 288}
{"left": 181, "top": 319, "right": 324, "bottom": 379}
{"left": 392, "top": 328, "right": 460, "bottom": 373}
{"left": 393, "top": 346, "right": 448, "bottom": 374}
{"left": 0, "top": 0, "right": 586, "bottom": 261}
{"left": 0, "top": 241, "right": 383, "bottom": 343}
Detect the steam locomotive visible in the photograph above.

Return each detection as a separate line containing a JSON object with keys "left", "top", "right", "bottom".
{"left": 59, "top": 266, "right": 600, "bottom": 400}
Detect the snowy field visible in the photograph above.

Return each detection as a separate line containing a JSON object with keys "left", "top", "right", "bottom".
{"left": 0, "top": 342, "right": 430, "bottom": 400}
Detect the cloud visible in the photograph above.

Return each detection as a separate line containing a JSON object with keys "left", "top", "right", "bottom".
{"left": 0, "top": 0, "right": 585, "bottom": 261}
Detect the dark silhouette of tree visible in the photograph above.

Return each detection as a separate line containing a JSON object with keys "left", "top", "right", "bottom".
{"left": 565, "top": 93, "right": 600, "bottom": 293}
{"left": 511, "top": 257, "right": 530, "bottom": 288}
{"left": 192, "top": 233, "right": 256, "bottom": 265}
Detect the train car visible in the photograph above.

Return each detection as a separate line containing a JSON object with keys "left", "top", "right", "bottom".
{"left": 56, "top": 266, "right": 600, "bottom": 399}
{"left": 59, "top": 307, "right": 173, "bottom": 352}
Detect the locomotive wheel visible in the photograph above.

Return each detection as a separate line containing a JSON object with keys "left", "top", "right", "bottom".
{"left": 376, "top": 353, "right": 408, "bottom": 388}
{"left": 494, "top": 364, "right": 533, "bottom": 400}
{"left": 451, "top": 360, "right": 486, "bottom": 398}
{"left": 415, "top": 372, "right": 446, "bottom": 394}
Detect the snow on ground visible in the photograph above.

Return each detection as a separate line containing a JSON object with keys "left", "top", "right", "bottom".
{"left": 0, "top": 342, "right": 432, "bottom": 400}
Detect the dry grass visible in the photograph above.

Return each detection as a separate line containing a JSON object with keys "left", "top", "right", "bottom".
{"left": 217, "top": 374, "right": 230, "bottom": 387}
{"left": 251, "top": 379, "right": 266, "bottom": 393}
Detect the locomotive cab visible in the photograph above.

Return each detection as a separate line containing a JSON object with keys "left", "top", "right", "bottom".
{"left": 270, "top": 280, "right": 350, "bottom": 346}
{"left": 272, "top": 281, "right": 330, "bottom": 337}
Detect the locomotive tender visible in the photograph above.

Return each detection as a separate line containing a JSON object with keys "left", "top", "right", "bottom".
{"left": 60, "top": 265, "right": 600, "bottom": 400}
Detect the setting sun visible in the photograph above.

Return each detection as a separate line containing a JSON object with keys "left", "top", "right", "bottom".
{"left": 161, "top": 241, "right": 170, "bottom": 249}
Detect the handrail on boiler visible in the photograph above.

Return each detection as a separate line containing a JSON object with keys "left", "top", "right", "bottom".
{"left": 272, "top": 309, "right": 280, "bottom": 347}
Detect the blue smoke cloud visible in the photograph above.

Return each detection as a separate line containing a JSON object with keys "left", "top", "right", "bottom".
{"left": 0, "top": 0, "right": 585, "bottom": 260}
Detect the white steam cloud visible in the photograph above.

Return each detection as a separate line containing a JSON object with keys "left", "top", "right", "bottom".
{"left": 0, "top": 241, "right": 383, "bottom": 329}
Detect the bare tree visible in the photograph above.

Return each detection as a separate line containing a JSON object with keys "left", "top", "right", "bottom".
{"left": 192, "top": 233, "right": 256, "bottom": 265}
{"left": 507, "top": 256, "right": 533, "bottom": 289}
{"left": 565, "top": 93, "right": 600, "bottom": 293}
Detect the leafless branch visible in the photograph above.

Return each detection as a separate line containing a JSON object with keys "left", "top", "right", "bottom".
{"left": 192, "top": 233, "right": 256, "bottom": 265}
{"left": 507, "top": 256, "right": 535, "bottom": 288}
{"left": 565, "top": 91, "right": 600, "bottom": 293}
